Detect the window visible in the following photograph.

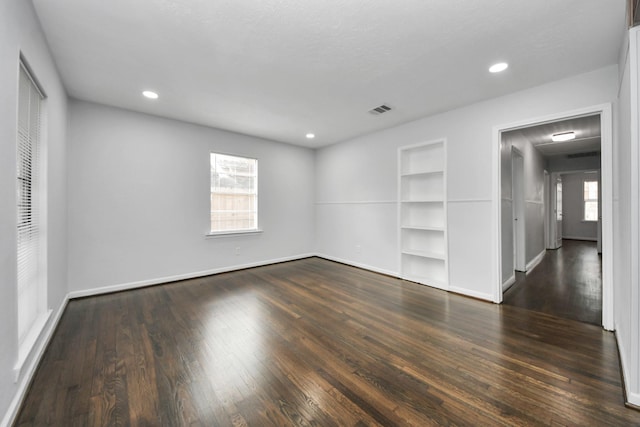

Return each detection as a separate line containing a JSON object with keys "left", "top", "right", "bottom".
{"left": 583, "top": 180, "right": 598, "bottom": 222}
{"left": 210, "top": 153, "right": 258, "bottom": 233}
{"left": 16, "top": 60, "right": 48, "bottom": 365}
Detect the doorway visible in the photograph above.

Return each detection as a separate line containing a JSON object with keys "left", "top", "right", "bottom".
{"left": 492, "top": 104, "right": 613, "bottom": 330}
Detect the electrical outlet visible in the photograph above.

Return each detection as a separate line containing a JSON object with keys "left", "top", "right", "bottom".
{"left": 235, "top": 247, "right": 240, "bottom": 255}
{"left": 356, "top": 245, "right": 362, "bottom": 254}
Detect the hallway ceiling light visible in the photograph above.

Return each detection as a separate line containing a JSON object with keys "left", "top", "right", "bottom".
{"left": 142, "top": 90, "right": 159, "bottom": 99}
{"left": 551, "top": 131, "right": 576, "bottom": 142}
{"left": 489, "top": 62, "right": 508, "bottom": 73}
{"left": 306, "top": 133, "right": 315, "bottom": 139}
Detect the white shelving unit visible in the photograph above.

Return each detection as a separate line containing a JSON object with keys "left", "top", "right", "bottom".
{"left": 398, "top": 140, "right": 448, "bottom": 290}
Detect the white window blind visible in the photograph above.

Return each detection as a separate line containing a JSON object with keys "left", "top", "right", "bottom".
{"left": 210, "top": 153, "right": 258, "bottom": 233}
{"left": 16, "top": 62, "right": 46, "bottom": 357}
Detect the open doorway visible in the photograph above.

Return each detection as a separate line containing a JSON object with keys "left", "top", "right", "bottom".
{"left": 493, "top": 104, "right": 613, "bottom": 330}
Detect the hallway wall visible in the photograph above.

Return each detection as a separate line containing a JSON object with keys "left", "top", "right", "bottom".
{"left": 500, "top": 130, "right": 546, "bottom": 285}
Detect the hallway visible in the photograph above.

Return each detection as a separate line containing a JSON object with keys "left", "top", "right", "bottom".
{"left": 503, "top": 239, "right": 602, "bottom": 325}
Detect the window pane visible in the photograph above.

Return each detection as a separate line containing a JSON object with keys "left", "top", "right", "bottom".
{"left": 585, "top": 201, "right": 598, "bottom": 221}
{"left": 210, "top": 153, "right": 258, "bottom": 232}
{"left": 584, "top": 180, "right": 598, "bottom": 201}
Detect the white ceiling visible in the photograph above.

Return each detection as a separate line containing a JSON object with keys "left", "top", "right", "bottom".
{"left": 508, "top": 114, "right": 602, "bottom": 157}
{"left": 31, "top": 0, "right": 626, "bottom": 148}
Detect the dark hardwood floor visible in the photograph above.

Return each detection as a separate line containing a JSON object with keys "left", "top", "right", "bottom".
{"left": 503, "top": 239, "right": 602, "bottom": 325}
{"left": 15, "top": 257, "right": 640, "bottom": 426}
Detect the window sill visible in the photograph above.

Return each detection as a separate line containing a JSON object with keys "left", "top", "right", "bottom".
{"left": 206, "top": 229, "right": 263, "bottom": 238}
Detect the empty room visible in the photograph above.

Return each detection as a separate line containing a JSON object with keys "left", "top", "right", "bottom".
{"left": 2, "top": 0, "right": 640, "bottom": 425}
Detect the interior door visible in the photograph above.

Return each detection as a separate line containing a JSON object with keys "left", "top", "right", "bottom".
{"left": 555, "top": 176, "right": 563, "bottom": 249}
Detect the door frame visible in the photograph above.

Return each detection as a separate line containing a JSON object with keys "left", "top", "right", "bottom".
{"left": 550, "top": 172, "right": 563, "bottom": 250}
{"left": 543, "top": 170, "right": 550, "bottom": 249}
{"left": 511, "top": 147, "right": 526, "bottom": 271}
{"left": 491, "top": 103, "right": 614, "bottom": 331}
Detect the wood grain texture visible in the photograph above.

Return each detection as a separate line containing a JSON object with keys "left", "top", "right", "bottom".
{"left": 15, "top": 257, "right": 640, "bottom": 426}
{"left": 504, "top": 239, "right": 602, "bottom": 325}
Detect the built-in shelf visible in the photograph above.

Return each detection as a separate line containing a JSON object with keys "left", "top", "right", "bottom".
{"left": 401, "top": 249, "right": 446, "bottom": 260}
{"left": 401, "top": 225, "right": 445, "bottom": 232}
{"left": 398, "top": 140, "right": 448, "bottom": 289}
{"left": 400, "top": 170, "right": 444, "bottom": 177}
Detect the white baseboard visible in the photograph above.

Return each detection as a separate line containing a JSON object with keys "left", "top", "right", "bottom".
{"left": 526, "top": 249, "right": 546, "bottom": 273}
{"left": 502, "top": 274, "right": 516, "bottom": 292}
{"left": 1, "top": 295, "right": 69, "bottom": 427}
{"left": 449, "top": 285, "right": 493, "bottom": 302}
{"left": 314, "top": 253, "right": 399, "bottom": 278}
{"left": 562, "top": 236, "right": 597, "bottom": 242}
{"left": 67, "top": 253, "right": 316, "bottom": 299}
{"left": 615, "top": 328, "right": 640, "bottom": 408}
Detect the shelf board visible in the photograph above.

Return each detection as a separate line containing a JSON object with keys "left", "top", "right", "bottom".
{"left": 402, "top": 249, "right": 446, "bottom": 260}
{"left": 401, "top": 225, "right": 445, "bottom": 232}
{"left": 402, "top": 275, "right": 448, "bottom": 290}
{"left": 401, "top": 170, "right": 444, "bottom": 177}
{"left": 401, "top": 199, "right": 444, "bottom": 203}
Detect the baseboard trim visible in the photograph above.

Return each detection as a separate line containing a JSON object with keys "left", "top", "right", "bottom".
{"left": 562, "top": 236, "right": 598, "bottom": 242}
{"left": 314, "top": 253, "right": 399, "bottom": 278}
{"left": 1, "top": 295, "right": 69, "bottom": 427}
{"left": 502, "top": 274, "right": 516, "bottom": 292}
{"left": 615, "top": 327, "right": 640, "bottom": 409}
{"left": 526, "top": 249, "right": 546, "bottom": 273}
{"left": 67, "top": 253, "right": 316, "bottom": 299}
{"left": 449, "top": 286, "right": 493, "bottom": 302}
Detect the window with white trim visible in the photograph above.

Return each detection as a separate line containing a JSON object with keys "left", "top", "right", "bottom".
{"left": 210, "top": 153, "right": 258, "bottom": 233}
{"left": 583, "top": 180, "right": 598, "bottom": 222}
{"left": 16, "top": 61, "right": 48, "bottom": 363}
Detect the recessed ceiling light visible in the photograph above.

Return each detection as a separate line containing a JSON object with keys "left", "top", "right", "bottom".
{"left": 551, "top": 131, "right": 576, "bottom": 142}
{"left": 489, "top": 62, "right": 509, "bottom": 73}
{"left": 142, "top": 90, "right": 159, "bottom": 99}
{"left": 306, "top": 133, "right": 315, "bottom": 139}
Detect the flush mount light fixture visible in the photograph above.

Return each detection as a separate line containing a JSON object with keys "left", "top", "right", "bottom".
{"left": 306, "top": 133, "right": 315, "bottom": 139}
{"left": 489, "top": 62, "right": 509, "bottom": 73}
{"left": 142, "top": 90, "right": 159, "bottom": 99}
{"left": 551, "top": 131, "right": 576, "bottom": 142}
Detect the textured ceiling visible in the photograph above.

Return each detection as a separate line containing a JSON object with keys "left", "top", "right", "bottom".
{"left": 31, "top": 0, "right": 626, "bottom": 147}
{"left": 511, "top": 115, "right": 601, "bottom": 157}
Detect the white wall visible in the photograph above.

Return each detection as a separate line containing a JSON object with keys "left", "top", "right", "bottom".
{"left": 0, "top": 0, "right": 68, "bottom": 423}
{"left": 316, "top": 65, "right": 618, "bottom": 302}
{"left": 500, "top": 130, "right": 546, "bottom": 284}
{"left": 614, "top": 26, "right": 640, "bottom": 407}
{"left": 67, "top": 101, "right": 315, "bottom": 294}
{"left": 560, "top": 172, "right": 598, "bottom": 241}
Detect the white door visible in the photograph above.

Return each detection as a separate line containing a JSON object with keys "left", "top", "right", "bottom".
{"left": 555, "top": 175, "right": 563, "bottom": 249}
{"left": 512, "top": 149, "right": 526, "bottom": 272}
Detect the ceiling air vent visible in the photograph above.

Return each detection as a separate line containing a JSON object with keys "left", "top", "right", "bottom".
{"left": 369, "top": 104, "right": 392, "bottom": 115}
{"left": 567, "top": 151, "right": 600, "bottom": 159}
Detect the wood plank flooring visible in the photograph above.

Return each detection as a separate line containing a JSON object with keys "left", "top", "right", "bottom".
{"left": 15, "top": 257, "right": 640, "bottom": 426}
{"left": 503, "top": 239, "right": 602, "bottom": 325}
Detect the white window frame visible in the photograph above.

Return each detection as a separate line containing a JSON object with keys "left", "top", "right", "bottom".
{"left": 583, "top": 179, "right": 598, "bottom": 222}
{"left": 208, "top": 152, "right": 260, "bottom": 236}
{"left": 15, "top": 59, "right": 51, "bottom": 376}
